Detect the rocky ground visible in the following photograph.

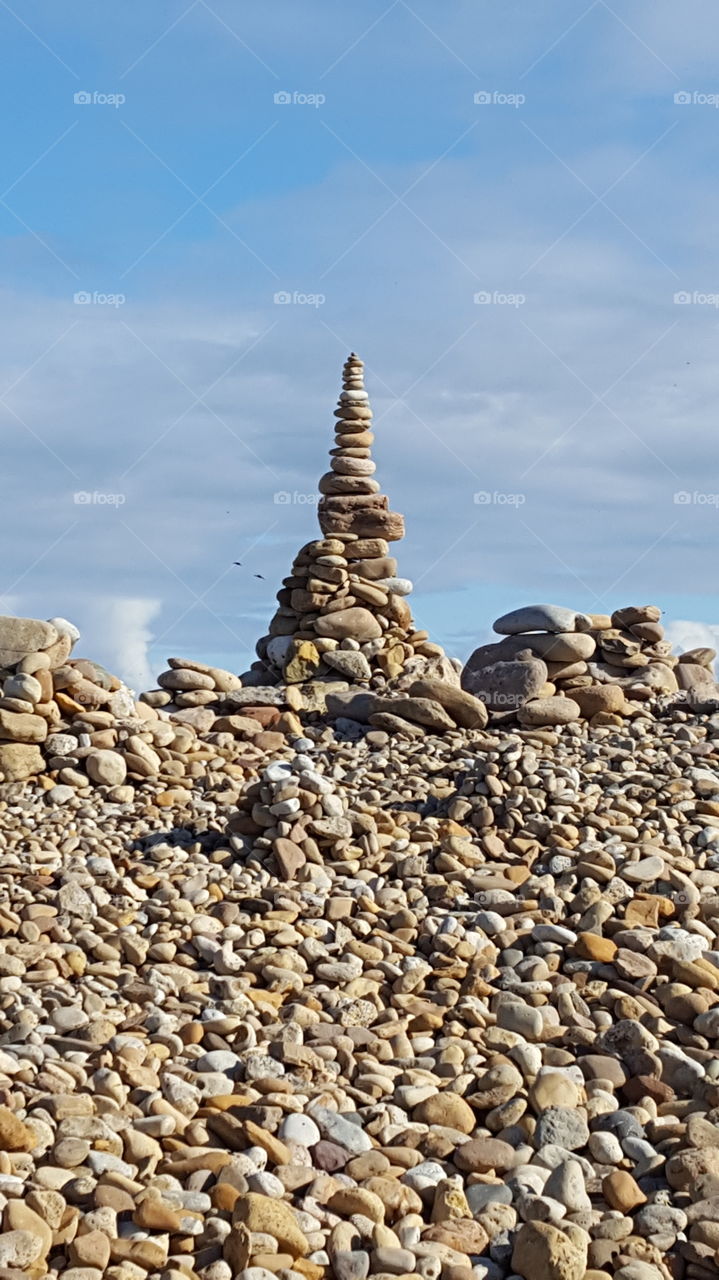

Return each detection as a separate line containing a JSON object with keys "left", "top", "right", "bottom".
{"left": 1, "top": 699, "right": 719, "bottom": 1280}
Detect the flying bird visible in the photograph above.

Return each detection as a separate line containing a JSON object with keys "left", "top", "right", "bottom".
{"left": 233, "top": 561, "right": 242, "bottom": 566}
{"left": 254, "top": 573, "right": 265, "bottom": 579}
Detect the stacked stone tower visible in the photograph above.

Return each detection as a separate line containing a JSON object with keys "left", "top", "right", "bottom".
{"left": 255, "top": 354, "right": 448, "bottom": 686}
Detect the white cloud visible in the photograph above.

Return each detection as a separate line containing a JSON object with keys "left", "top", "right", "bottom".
{"left": 79, "top": 597, "right": 162, "bottom": 692}
{"left": 664, "top": 619, "right": 719, "bottom": 671}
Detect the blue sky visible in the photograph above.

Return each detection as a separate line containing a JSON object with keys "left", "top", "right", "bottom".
{"left": 2, "top": 1, "right": 719, "bottom": 687}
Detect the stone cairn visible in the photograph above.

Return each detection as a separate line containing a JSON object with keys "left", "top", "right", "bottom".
{"left": 254, "top": 353, "right": 449, "bottom": 691}
{"left": 463, "top": 602, "right": 719, "bottom": 728}
{"left": 0, "top": 615, "right": 305, "bottom": 791}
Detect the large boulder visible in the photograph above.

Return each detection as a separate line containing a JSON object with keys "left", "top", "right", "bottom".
{"left": 624, "top": 664, "right": 679, "bottom": 698}
{"left": 675, "top": 663, "right": 718, "bottom": 698}
{"left": 0, "top": 616, "right": 57, "bottom": 668}
{"left": 501, "top": 632, "right": 596, "bottom": 662}
{"left": 611, "top": 605, "right": 661, "bottom": 628}
{"left": 493, "top": 604, "right": 593, "bottom": 635}
{"left": 408, "top": 679, "right": 488, "bottom": 729}
{"left": 463, "top": 656, "right": 548, "bottom": 713}
{"left": 464, "top": 631, "right": 595, "bottom": 673}
{"left": 678, "top": 646, "right": 716, "bottom": 669}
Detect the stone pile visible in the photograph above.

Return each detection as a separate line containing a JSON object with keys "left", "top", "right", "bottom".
{"left": 253, "top": 355, "right": 449, "bottom": 693}
{"left": 0, "top": 618, "right": 312, "bottom": 799}
{"left": 4, "top": 356, "right": 719, "bottom": 1279}
{"left": 0, "top": 702, "right": 718, "bottom": 1280}
{"left": 463, "top": 603, "right": 719, "bottom": 729}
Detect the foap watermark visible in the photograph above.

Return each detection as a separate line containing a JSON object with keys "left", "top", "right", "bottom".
{"left": 481, "top": 693, "right": 526, "bottom": 711}
{"left": 474, "top": 290, "right": 525, "bottom": 307}
{"left": 74, "top": 90, "right": 125, "bottom": 108}
{"left": 74, "top": 491, "right": 126, "bottom": 506}
{"left": 274, "top": 90, "right": 325, "bottom": 108}
{"left": 274, "top": 290, "right": 325, "bottom": 308}
{"left": 474, "top": 90, "right": 525, "bottom": 108}
{"left": 674, "top": 490, "right": 719, "bottom": 507}
{"left": 674, "top": 90, "right": 719, "bottom": 108}
{"left": 74, "top": 291, "right": 126, "bottom": 307}
{"left": 274, "top": 491, "right": 320, "bottom": 506}
{"left": 474, "top": 491, "right": 526, "bottom": 506}
{"left": 674, "top": 290, "right": 719, "bottom": 307}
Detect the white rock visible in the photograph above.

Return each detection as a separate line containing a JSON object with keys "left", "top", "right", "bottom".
{"left": 279, "top": 1114, "right": 321, "bottom": 1147}
{"left": 3, "top": 674, "right": 42, "bottom": 703}
{"left": 376, "top": 577, "right": 413, "bottom": 595}
{"left": 47, "top": 616, "right": 80, "bottom": 645}
{"left": 86, "top": 750, "right": 127, "bottom": 787}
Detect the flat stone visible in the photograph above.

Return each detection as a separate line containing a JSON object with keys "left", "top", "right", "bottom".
{"left": 0, "top": 710, "right": 47, "bottom": 743}
{"left": 493, "top": 605, "right": 593, "bottom": 635}
{"left": 623, "top": 855, "right": 665, "bottom": 883}
{"left": 315, "top": 609, "right": 382, "bottom": 642}
{"left": 518, "top": 696, "right": 581, "bottom": 727}
{"left": 454, "top": 1137, "right": 517, "bottom": 1174}
{"left": 369, "top": 712, "right": 426, "bottom": 738}
{"left": 407, "top": 678, "right": 488, "bottom": 729}
{"left": 371, "top": 696, "right": 455, "bottom": 733}
{"left": 375, "top": 576, "right": 412, "bottom": 595}
{"left": 0, "top": 615, "right": 58, "bottom": 666}
{"left": 0, "top": 743, "right": 44, "bottom": 781}
{"left": 571, "top": 684, "right": 626, "bottom": 716}
{"left": 318, "top": 505, "right": 405, "bottom": 542}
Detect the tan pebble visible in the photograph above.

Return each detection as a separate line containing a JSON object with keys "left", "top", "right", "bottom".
{"left": 327, "top": 1187, "right": 385, "bottom": 1223}
{"left": 412, "top": 1092, "right": 475, "bottom": 1134}
{"left": 0, "top": 1106, "right": 34, "bottom": 1152}
{"left": 69, "top": 1230, "right": 112, "bottom": 1270}
{"left": 232, "top": 1192, "right": 308, "bottom": 1256}
{"left": 602, "top": 1169, "right": 647, "bottom": 1211}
